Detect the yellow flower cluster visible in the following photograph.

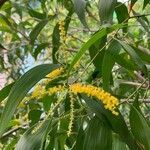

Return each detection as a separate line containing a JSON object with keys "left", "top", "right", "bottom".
{"left": 46, "top": 85, "right": 64, "bottom": 95}
{"left": 69, "top": 83, "right": 119, "bottom": 115}
{"left": 59, "top": 20, "right": 67, "bottom": 43}
{"left": 46, "top": 67, "right": 64, "bottom": 80}
{"left": 31, "top": 84, "right": 45, "bottom": 99}
{"left": 31, "top": 84, "right": 64, "bottom": 99}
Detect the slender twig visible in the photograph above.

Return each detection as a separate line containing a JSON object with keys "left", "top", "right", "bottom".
{"left": 129, "top": 13, "right": 150, "bottom": 19}
{"left": 0, "top": 124, "right": 28, "bottom": 140}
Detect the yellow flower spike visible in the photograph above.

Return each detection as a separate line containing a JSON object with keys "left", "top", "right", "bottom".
{"left": 69, "top": 83, "right": 119, "bottom": 115}
{"left": 46, "top": 67, "right": 64, "bottom": 81}
{"left": 46, "top": 85, "right": 65, "bottom": 96}
{"left": 31, "top": 84, "right": 46, "bottom": 99}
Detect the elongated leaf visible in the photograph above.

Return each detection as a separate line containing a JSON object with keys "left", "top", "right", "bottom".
{"left": 0, "top": 82, "right": 14, "bottom": 103}
{"left": 116, "top": 39, "right": 148, "bottom": 76}
{"left": 33, "top": 42, "right": 49, "bottom": 59}
{"left": 89, "top": 36, "right": 106, "bottom": 70}
{"left": 132, "top": 46, "right": 150, "bottom": 63}
{"left": 102, "top": 40, "right": 120, "bottom": 91}
{"left": 132, "top": 10, "right": 150, "bottom": 33}
{"left": 112, "top": 134, "right": 127, "bottom": 150}
{"left": 73, "top": 0, "right": 88, "bottom": 28}
{"left": 68, "top": 24, "right": 124, "bottom": 75}
{"left": 130, "top": 105, "right": 150, "bottom": 149}
{"left": 115, "top": 2, "right": 129, "bottom": 32}
{"left": 16, "top": 118, "right": 56, "bottom": 150}
{"left": 0, "top": 64, "right": 59, "bottom": 137}
{"left": 28, "top": 9, "right": 47, "bottom": 20}
{"left": 73, "top": 124, "right": 85, "bottom": 150}
{"left": 81, "top": 95, "right": 139, "bottom": 150}
{"left": 29, "top": 20, "right": 48, "bottom": 44}
{"left": 84, "top": 116, "right": 112, "bottom": 150}
{"left": 98, "top": 0, "right": 117, "bottom": 24}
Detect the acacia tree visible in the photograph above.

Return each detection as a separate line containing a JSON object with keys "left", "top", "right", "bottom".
{"left": 0, "top": 0, "right": 150, "bottom": 149}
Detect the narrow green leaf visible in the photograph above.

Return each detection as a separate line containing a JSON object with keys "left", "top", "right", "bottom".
{"left": 16, "top": 118, "right": 56, "bottom": 150}
{"left": 112, "top": 134, "right": 127, "bottom": 150}
{"left": 102, "top": 40, "right": 120, "bottom": 91}
{"left": 89, "top": 36, "right": 106, "bottom": 70}
{"left": 73, "top": 125, "right": 85, "bottom": 150}
{"left": 132, "top": 10, "right": 150, "bottom": 33}
{"left": 29, "top": 20, "right": 48, "bottom": 44}
{"left": 28, "top": 9, "right": 47, "bottom": 20}
{"left": 0, "top": 64, "right": 59, "bottom": 137}
{"left": 115, "top": 2, "right": 129, "bottom": 33}
{"left": 73, "top": 0, "right": 88, "bottom": 28}
{"left": 98, "top": 0, "right": 117, "bottom": 24}
{"left": 0, "top": 82, "right": 14, "bottom": 103}
{"left": 130, "top": 105, "right": 150, "bottom": 149}
{"left": 28, "top": 110, "right": 42, "bottom": 126}
{"left": 33, "top": 43, "right": 49, "bottom": 59}
{"left": 84, "top": 116, "right": 112, "bottom": 150}
{"left": 132, "top": 46, "right": 150, "bottom": 63}
{"left": 116, "top": 39, "right": 148, "bottom": 76}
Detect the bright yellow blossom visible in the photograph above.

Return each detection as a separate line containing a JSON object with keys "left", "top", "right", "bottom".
{"left": 69, "top": 83, "right": 119, "bottom": 115}
{"left": 46, "top": 67, "right": 64, "bottom": 80}
{"left": 31, "top": 84, "right": 45, "bottom": 99}
{"left": 46, "top": 85, "right": 64, "bottom": 95}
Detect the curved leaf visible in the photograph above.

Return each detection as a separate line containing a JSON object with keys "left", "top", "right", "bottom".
{"left": 84, "top": 116, "right": 112, "bottom": 150}
{"left": 130, "top": 105, "right": 150, "bottom": 149}
{"left": 98, "top": 0, "right": 117, "bottom": 24}
{"left": 112, "top": 134, "right": 127, "bottom": 150}
{"left": 102, "top": 40, "right": 120, "bottom": 91}
{"left": 0, "top": 64, "right": 59, "bottom": 137}
{"left": 81, "top": 95, "right": 139, "bottom": 150}
{"left": 0, "top": 82, "right": 14, "bottom": 103}
{"left": 115, "top": 2, "right": 129, "bottom": 33}
{"left": 16, "top": 118, "right": 56, "bottom": 150}
{"left": 116, "top": 39, "right": 148, "bottom": 76}
{"left": 29, "top": 20, "right": 49, "bottom": 44}
{"left": 73, "top": 0, "right": 88, "bottom": 28}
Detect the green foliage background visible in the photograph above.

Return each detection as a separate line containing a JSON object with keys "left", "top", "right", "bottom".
{"left": 0, "top": 0, "right": 150, "bottom": 149}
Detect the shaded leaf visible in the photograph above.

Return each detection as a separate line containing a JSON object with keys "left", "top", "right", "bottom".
{"left": 81, "top": 95, "right": 139, "bottom": 150}
{"left": 16, "top": 118, "right": 56, "bottom": 150}
{"left": 130, "top": 105, "right": 150, "bottom": 149}
{"left": 102, "top": 40, "right": 120, "bottom": 91}
{"left": 98, "top": 0, "right": 117, "bottom": 24}
{"left": 33, "top": 43, "right": 49, "bottom": 59}
{"left": 29, "top": 20, "right": 49, "bottom": 44}
{"left": 28, "top": 109, "right": 42, "bottom": 126}
{"left": 0, "top": 82, "right": 14, "bottom": 103}
{"left": 73, "top": 0, "right": 88, "bottom": 28}
{"left": 115, "top": 2, "right": 129, "bottom": 32}
{"left": 84, "top": 116, "right": 112, "bottom": 150}
{"left": 28, "top": 9, "right": 47, "bottom": 20}
{"left": 116, "top": 39, "right": 148, "bottom": 76}
{"left": 112, "top": 134, "right": 127, "bottom": 150}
